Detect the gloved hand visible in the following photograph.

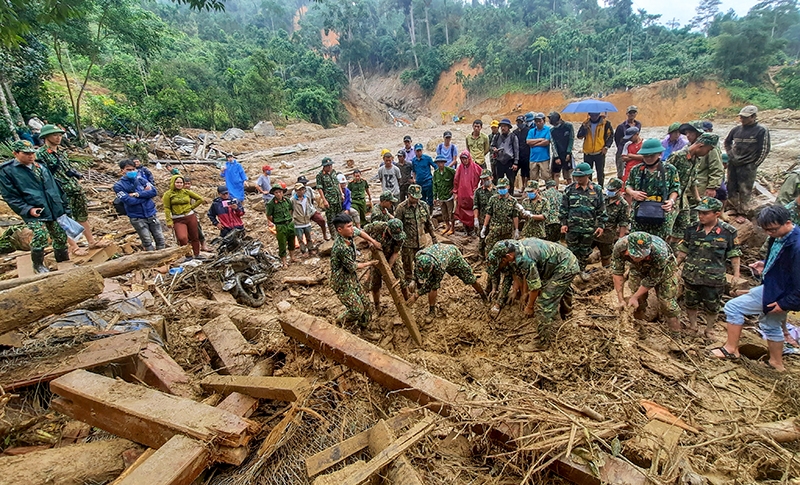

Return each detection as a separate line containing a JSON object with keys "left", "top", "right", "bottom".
{"left": 480, "top": 226, "right": 488, "bottom": 238}
{"left": 514, "top": 229, "right": 520, "bottom": 239}
{"left": 516, "top": 203, "right": 525, "bottom": 212}
{"left": 473, "top": 217, "right": 480, "bottom": 227}
{"left": 522, "top": 210, "right": 533, "bottom": 218}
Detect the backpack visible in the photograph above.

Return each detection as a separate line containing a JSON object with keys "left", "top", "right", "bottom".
{"left": 113, "top": 197, "right": 127, "bottom": 216}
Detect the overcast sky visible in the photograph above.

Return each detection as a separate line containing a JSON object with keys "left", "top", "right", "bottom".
{"left": 632, "top": 0, "right": 759, "bottom": 27}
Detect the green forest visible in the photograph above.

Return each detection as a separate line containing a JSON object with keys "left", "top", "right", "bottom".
{"left": 1, "top": 0, "right": 799, "bottom": 141}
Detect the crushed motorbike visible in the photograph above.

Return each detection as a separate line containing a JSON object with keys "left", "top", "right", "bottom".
{"left": 208, "top": 229, "right": 281, "bottom": 307}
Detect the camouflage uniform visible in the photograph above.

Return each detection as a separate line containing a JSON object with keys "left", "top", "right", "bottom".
{"left": 36, "top": 146, "right": 88, "bottom": 222}
{"left": 666, "top": 147, "right": 699, "bottom": 239}
{"left": 695, "top": 146, "right": 724, "bottom": 197}
{"left": 542, "top": 184, "right": 563, "bottom": 242}
{"left": 560, "top": 182, "right": 607, "bottom": 271}
{"left": 594, "top": 180, "right": 630, "bottom": 264}
{"left": 473, "top": 183, "right": 497, "bottom": 257}
{"left": 625, "top": 162, "right": 681, "bottom": 241}
{"left": 370, "top": 203, "right": 393, "bottom": 223}
{"left": 330, "top": 227, "right": 371, "bottom": 326}
{"left": 521, "top": 194, "right": 549, "bottom": 239}
{"left": 676, "top": 218, "right": 741, "bottom": 314}
{"left": 611, "top": 234, "right": 680, "bottom": 318}
{"left": 414, "top": 244, "right": 477, "bottom": 295}
{"left": 363, "top": 221, "right": 407, "bottom": 291}
{"left": 777, "top": 168, "right": 800, "bottom": 205}
{"left": 316, "top": 168, "right": 342, "bottom": 226}
{"left": 484, "top": 194, "right": 520, "bottom": 256}
{"left": 348, "top": 179, "right": 369, "bottom": 225}
{"left": 395, "top": 192, "right": 436, "bottom": 280}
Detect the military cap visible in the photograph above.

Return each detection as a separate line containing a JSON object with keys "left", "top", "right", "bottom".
{"left": 638, "top": 138, "right": 665, "bottom": 155}
{"left": 387, "top": 218, "right": 406, "bottom": 241}
{"left": 414, "top": 143, "right": 424, "bottom": 151}
{"left": 667, "top": 122, "right": 681, "bottom": 133}
{"left": 545, "top": 179, "right": 557, "bottom": 188}
{"left": 627, "top": 232, "right": 652, "bottom": 258}
{"left": 496, "top": 177, "right": 510, "bottom": 188}
{"left": 524, "top": 180, "right": 538, "bottom": 192}
{"left": 11, "top": 140, "right": 36, "bottom": 153}
{"left": 39, "top": 124, "right": 65, "bottom": 138}
{"left": 695, "top": 196, "right": 723, "bottom": 212}
{"left": 605, "top": 177, "right": 624, "bottom": 191}
{"left": 480, "top": 169, "right": 492, "bottom": 179}
{"left": 321, "top": 157, "right": 333, "bottom": 166}
{"left": 408, "top": 184, "right": 422, "bottom": 199}
{"left": 678, "top": 120, "right": 704, "bottom": 135}
{"left": 698, "top": 133, "right": 719, "bottom": 146}
{"left": 379, "top": 190, "right": 398, "bottom": 203}
{"left": 572, "top": 162, "right": 594, "bottom": 177}
{"left": 486, "top": 240, "right": 517, "bottom": 277}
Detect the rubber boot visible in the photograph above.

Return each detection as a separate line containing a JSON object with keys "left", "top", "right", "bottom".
{"left": 54, "top": 248, "right": 70, "bottom": 263}
{"left": 600, "top": 256, "right": 612, "bottom": 268}
{"left": 31, "top": 249, "right": 49, "bottom": 274}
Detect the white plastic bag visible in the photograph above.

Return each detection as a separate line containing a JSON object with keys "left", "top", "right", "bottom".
{"left": 57, "top": 214, "right": 85, "bottom": 239}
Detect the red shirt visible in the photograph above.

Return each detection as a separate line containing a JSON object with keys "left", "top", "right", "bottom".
{"left": 621, "top": 140, "right": 643, "bottom": 183}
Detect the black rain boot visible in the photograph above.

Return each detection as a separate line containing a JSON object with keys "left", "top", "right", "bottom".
{"left": 31, "top": 249, "right": 49, "bottom": 274}
{"left": 54, "top": 248, "right": 70, "bottom": 263}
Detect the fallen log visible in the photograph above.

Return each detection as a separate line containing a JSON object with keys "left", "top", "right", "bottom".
{"left": 0, "top": 266, "right": 104, "bottom": 334}
{"left": 283, "top": 275, "right": 327, "bottom": 286}
{"left": 203, "top": 315, "right": 255, "bottom": 375}
{"left": 0, "top": 245, "right": 191, "bottom": 292}
{"left": 371, "top": 249, "right": 422, "bottom": 346}
{"left": 0, "top": 438, "right": 142, "bottom": 485}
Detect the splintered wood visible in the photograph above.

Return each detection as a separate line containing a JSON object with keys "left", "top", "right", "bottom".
{"left": 203, "top": 315, "right": 255, "bottom": 375}
{"left": 200, "top": 375, "right": 310, "bottom": 402}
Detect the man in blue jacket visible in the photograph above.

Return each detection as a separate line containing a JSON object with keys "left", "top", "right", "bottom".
{"left": 410, "top": 143, "right": 437, "bottom": 208}
{"left": 713, "top": 205, "right": 800, "bottom": 371}
{"left": 114, "top": 159, "right": 165, "bottom": 251}
{"left": 220, "top": 153, "right": 248, "bottom": 204}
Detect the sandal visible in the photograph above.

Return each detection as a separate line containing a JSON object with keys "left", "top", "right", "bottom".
{"left": 710, "top": 346, "right": 740, "bottom": 360}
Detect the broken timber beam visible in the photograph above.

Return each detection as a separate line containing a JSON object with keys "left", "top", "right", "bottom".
{"left": 50, "top": 370, "right": 256, "bottom": 462}
{"left": 283, "top": 275, "right": 327, "bottom": 286}
{"left": 368, "top": 419, "right": 425, "bottom": 485}
{"left": 0, "top": 245, "right": 191, "bottom": 292}
{"left": 372, "top": 249, "right": 423, "bottom": 346}
{"left": 120, "top": 342, "right": 194, "bottom": 398}
{"left": 114, "top": 435, "right": 209, "bottom": 485}
{"left": 0, "top": 266, "right": 104, "bottom": 334}
{"left": 200, "top": 375, "right": 310, "bottom": 402}
{"left": 202, "top": 315, "right": 255, "bottom": 375}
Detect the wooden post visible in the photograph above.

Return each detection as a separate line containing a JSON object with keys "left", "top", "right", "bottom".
{"left": 371, "top": 249, "right": 423, "bottom": 346}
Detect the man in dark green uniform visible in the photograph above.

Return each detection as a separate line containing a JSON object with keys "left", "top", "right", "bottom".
{"left": 408, "top": 243, "right": 486, "bottom": 322}
{"left": 560, "top": 162, "right": 607, "bottom": 280}
{"left": 348, "top": 169, "right": 371, "bottom": 227}
{"left": 316, "top": 157, "right": 343, "bottom": 228}
{"left": 473, "top": 169, "right": 496, "bottom": 258}
{"left": 593, "top": 177, "right": 630, "bottom": 268}
{"left": 676, "top": 197, "right": 741, "bottom": 338}
{"left": 370, "top": 191, "right": 397, "bottom": 223}
{"left": 36, "top": 124, "right": 105, "bottom": 255}
{"left": 433, "top": 155, "right": 456, "bottom": 235}
{"left": 486, "top": 239, "right": 579, "bottom": 346}
{"left": 625, "top": 139, "right": 681, "bottom": 241}
{"left": 266, "top": 184, "right": 297, "bottom": 267}
{"left": 667, "top": 132, "right": 719, "bottom": 246}
{"left": 0, "top": 140, "right": 71, "bottom": 273}
{"left": 612, "top": 232, "right": 681, "bottom": 332}
{"left": 363, "top": 218, "right": 408, "bottom": 310}
{"left": 481, "top": 177, "right": 520, "bottom": 254}
{"left": 542, "top": 179, "right": 562, "bottom": 242}
{"left": 520, "top": 180, "right": 549, "bottom": 239}
{"left": 395, "top": 184, "right": 437, "bottom": 280}
{"left": 329, "top": 213, "right": 382, "bottom": 328}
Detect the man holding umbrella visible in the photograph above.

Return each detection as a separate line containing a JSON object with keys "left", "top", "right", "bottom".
{"left": 567, "top": 99, "right": 616, "bottom": 187}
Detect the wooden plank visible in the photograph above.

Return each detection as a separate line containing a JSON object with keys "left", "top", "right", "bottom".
{"left": 200, "top": 375, "right": 310, "bottom": 402}
{"left": 305, "top": 410, "right": 418, "bottom": 477}
{"left": 368, "top": 419, "right": 424, "bottom": 485}
{"left": 216, "top": 359, "right": 273, "bottom": 418}
{"left": 372, "top": 249, "right": 422, "bottom": 346}
{"left": 553, "top": 452, "right": 652, "bottom": 485}
{"left": 128, "top": 343, "right": 193, "bottom": 398}
{"left": 115, "top": 435, "right": 210, "bottom": 485}
{"left": 283, "top": 276, "right": 326, "bottom": 286}
{"left": 50, "top": 370, "right": 256, "bottom": 450}
{"left": 203, "top": 315, "right": 255, "bottom": 375}
{"left": 337, "top": 416, "right": 435, "bottom": 485}
{"left": 111, "top": 448, "right": 156, "bottom": 484}
{"left": 0, "top": 329, "right": 150, "bottom": 391}
{"left": 15, "top": 255, "right": 34, "bottom": 278}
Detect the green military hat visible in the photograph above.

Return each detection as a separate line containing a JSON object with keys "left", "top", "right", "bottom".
{"left": 605, "top": 177, "right": 623, "bottom": 191}
{"left": 387, "top": 218, "right": 406, "bottom": 241}
{"left": 524, "top": 180, "right": 538, "bottom": 192}
{"left": 408, "top": 184, "right": 422, "bottom": 199}
{"left": 695, "top": 196, "right": 723, "bottom": 212}
{"left": 667, "top": 122, "right": 681, "bottom": 134}
{"left": 379, "top": 190, "right": 398, "bottom": 203}
{"left": 486, "top": 240, "right": 517, "bottom": 277}
{"left": 545, "top": 179, "right": 557, "bottom": 188}
{"left": 572, "top": 162, "right": 593, "bottom": 177}
{"left": 627, "top": 232, "right": 652, "bottom": 258}
{"left": 496, "top": 177, "right": 510, "bottom": 188}
{"left": 11, "top": 140, "right": 36, "bottom": 153}
{"left": 678, "top": 120, "right": 704, "bottom": 135}
{"left": 698, "top": 133, "right": 719, "bottom": 146}
{"left": 638, "top": 138, "right": 665, "bottom": 155}
{"left": 321, "top": 157, "right": 333, "bottom": 166}
{"left": 39, "top": 124, "right": 65, "bottom": 138}
{"left": 480, "top": 169, "right": 492, "bottom": 179}
{"left": 721, "top": 153, "right": 729, "bottom": 165}
{"left": 414, "top": 252, "right": 438, "bottom": 282}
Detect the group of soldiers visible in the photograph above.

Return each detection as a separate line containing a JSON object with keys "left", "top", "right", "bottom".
{"left": 320, "top": 109, "right": 768, "bottom": 352}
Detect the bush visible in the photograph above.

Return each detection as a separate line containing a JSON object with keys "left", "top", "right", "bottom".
{"left": 290, "top": 87, "right": 341, "bottom": 127}
{"left": 725, "top": 80, "right": 783, "bottom": 110}
{"left": 777, "top": 66, "right": 800, "bottom": 109}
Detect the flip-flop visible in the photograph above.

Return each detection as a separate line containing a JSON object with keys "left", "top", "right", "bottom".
{"left": 710, "top": 346, "right": 740, "bottom": 360}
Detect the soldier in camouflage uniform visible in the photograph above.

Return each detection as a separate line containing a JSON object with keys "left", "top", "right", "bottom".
{"left": 481, "top": 177, "right": 520, "bottom": 256}
{"left": 667, "top": 133, "right": 719, "bottom": 245}
{"left": 593, "top": 177, "right": 630, "bottom": 268}
{"left": 370, "top": 191, "right": 397, "bottom": 223}
{"left": 625, "top": 138, "right": 681, "bottom": 241}
{"left": 329, "top": 213, "right": 382, "bottom": 328}
{"left": 560, "top": 162, "right": 607, "bottom": 279}
{"left": 316, "top": 157, "right": 343, "bottom": 228}
{"left": 37, "top": 124, "right": 105, "bottom": 254}
{"left": 473, "top": 169, "right": 496, "bottom": 258}
{"left": 612, "top": 232, "right": 681, "bottom": 332}
{"left": 542, "top": 179, "right": 562, "bottom": 242}
{"left": 520, "top": 180, "right": 549, "bottom": 239}
{"left": 363, "top": 219, "right": 409, "bottom": 310}
{"left": 486, "top": 239, "right": 578, "bottom": 346}
{"left": 394, "top": 184, "right": 437, "bottom": 281}
{"left": 0, "top": 140, "right": 71, "bottom": 273}
{"left": 676, "top": 197, "right": 741, "bottom": 338}
{"left": 408, "top": 243, "right": 486, "bottom": 322}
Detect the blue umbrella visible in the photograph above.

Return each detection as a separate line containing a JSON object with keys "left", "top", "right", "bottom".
{"left": 562, "top": 99, "right": 618, "bottom": 114}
